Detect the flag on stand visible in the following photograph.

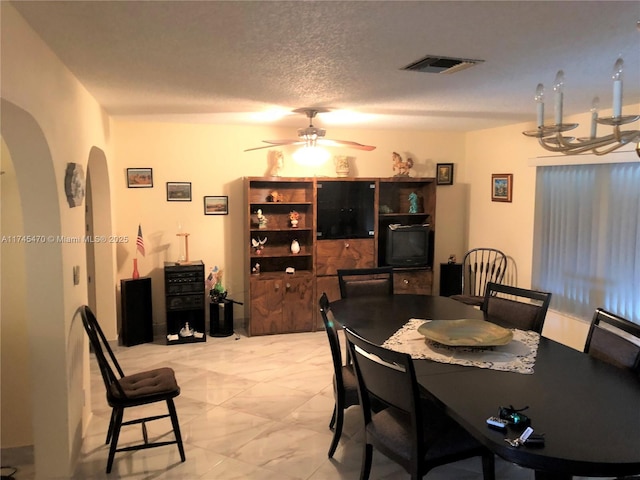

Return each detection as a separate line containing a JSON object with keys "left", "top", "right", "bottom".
{"left": 136, "top": 224, "right": 145, "bottom": 257}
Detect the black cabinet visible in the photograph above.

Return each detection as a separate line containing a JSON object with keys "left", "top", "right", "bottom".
{"left": 164, "top": 261, "right": 206, "bottom": 344}
{"left": 121, "top": 277, "right": 153, "bottom": 346}
{"left": 440, "top": 263, "right": 463, "bottom": 297}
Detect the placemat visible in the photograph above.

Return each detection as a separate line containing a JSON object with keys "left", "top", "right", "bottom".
{"left": 382, "top": 319, "right": 540, "bottom": 374}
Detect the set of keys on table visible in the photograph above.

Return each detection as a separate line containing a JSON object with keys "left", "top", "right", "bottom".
{"left": 486, "top": 405, "right": 545, "bottom": 447}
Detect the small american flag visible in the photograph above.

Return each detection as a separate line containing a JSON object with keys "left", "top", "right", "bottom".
{"left": 136, "top": 224, "right": 145, "bottom": 257}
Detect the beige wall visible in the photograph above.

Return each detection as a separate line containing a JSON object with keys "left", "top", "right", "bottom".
{"left": 111, "top": 120, "right": 467, "bottom": 327}
{"left": 1, "top": 3, "right": 113, "bottom": 477}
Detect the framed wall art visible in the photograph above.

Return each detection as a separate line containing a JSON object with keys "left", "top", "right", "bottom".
{"left": 166, "top": 182, "right": 192, "bottom": 201}
{"left": 204, "top": 196, "right": 228, "bottom": 215}
{"left": 126, "top": 168, "right": 153, "bottom": 188}
{"left": 491, "top": 174, "right": 513, "bottom": 202}
{"left": 436, "top": 163, "right": 454, "bottom": 185}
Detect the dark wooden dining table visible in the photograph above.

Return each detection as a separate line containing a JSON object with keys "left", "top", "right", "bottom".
{"left": 330, "top": 294, "right": 640, "bottom": 480}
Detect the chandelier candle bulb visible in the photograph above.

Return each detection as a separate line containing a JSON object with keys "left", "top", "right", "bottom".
{"left": 535, "top": 84, "right": 545, "bottom": 128}
{"left": 590, "top": 97, "right": 599, "bottom": 139}
{"left": 553, "top": 70, "right": 564, "bottom": 126}
{"left": 612, "top": 57, "right": 623, "bottom": 118}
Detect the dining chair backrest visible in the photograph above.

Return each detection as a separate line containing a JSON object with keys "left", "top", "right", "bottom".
{"left": 337, "top": 266, "right": 394, "bottom": 299}
{"left": 584, "top": 308, "right": 640, "bottom": 373}
{"left": 80, "top": 304, "right": 128, "bottom": 400}
{"left": 451, "top": 248, "right": 507, "bottom": 306}
{"left": 319, "top": 293, "right": 348, "bottom": 392}
{"left": 481, "top": 282, "right": 552, "bottom": 334}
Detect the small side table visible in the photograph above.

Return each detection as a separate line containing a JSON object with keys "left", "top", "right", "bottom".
{"left": 440, "top": 263, "right": 463, "bottom": 297}
{"left": 210, "top": 300, "right": 234, "bottom": 337}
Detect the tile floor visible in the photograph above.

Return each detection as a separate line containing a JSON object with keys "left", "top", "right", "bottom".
{"left": 2, "top": 328, "right": 620, "bottom": 479}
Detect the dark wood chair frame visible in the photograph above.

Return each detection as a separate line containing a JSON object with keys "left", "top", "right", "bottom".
{"left": 584, "top": 308, "right": 640, "bottom": 373}
{"left": 79, "top": 306, "right": 186, "bottom": 473}
{"left": 481, "top": 282, "right": 552, "bottom": 334}
{"left": 319, "top": 293, "right": 359, "bottom": 458}
{"left": 337, "top": 266, "right": 394, "bottom": 299}
{"left": 344, "top": 326, "right": 495, "bottom": 480}
{"left": 452, "top": 248, "right": 507, "bottom": 306}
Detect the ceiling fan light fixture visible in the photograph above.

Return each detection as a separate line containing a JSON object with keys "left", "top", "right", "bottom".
{"left": 293, "top": 146, "right": 330, "bottom": 166}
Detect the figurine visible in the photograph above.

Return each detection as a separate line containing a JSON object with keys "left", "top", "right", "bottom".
{"left": 252, "top": 262, "right": 261, "bottom": 275}
{"left": 409, "top": 192, "right": 418, "bottom": 213}
{"left": 251, "top": 237, "right": 267, "bottom": 253}
{"left": 256, "top": 209, "right": 267, "bottom": 229}
{"left": 266, "top": 190, "right": 282, "bottom": 202}
{"left": 268, "top": 150, "right": 284, "bottom": 177}
{"left": 289, "top": 210, "right": 299, "bottom": 228}
{"left": 290, "top": 239, "right": 301, "bottom": 254}
{"left": 179, "top": 322, "right": 194, "bottom": 337}
{"left": 392, "top": 151, "right": 414, "bottom": 177}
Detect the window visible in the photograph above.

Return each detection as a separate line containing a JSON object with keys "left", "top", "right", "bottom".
{"left": 532, "top": 163, "right": 640, "bottom": 324}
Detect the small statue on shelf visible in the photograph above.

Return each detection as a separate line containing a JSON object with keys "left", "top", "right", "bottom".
{"left": 252, "top": 262, "right": 261, "bottom": 275}
{"left": 392, "top": 151, "right": 414, "bottom": 177}
{"left": 256, "top": 209, "right": 268, "bottom": 229}
{"left": 251, "top": 236, "right": 267, "bottom": 254}
{"left": 289, "top": 210, "right": 300, "bottom": 228}
{"left": 409, "top": 192, "right": 418, "bottom": 213}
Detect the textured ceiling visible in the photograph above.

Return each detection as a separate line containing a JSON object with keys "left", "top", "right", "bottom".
{"left": 9, "top": 1, "right": 640, "bottom": 132}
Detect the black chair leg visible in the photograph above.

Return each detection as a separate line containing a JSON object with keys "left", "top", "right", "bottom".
{"left": 167, "top": 399, "right": 186, "bottom": 462}
{"left": 360, "top": 443, "right": 373, "bottom": 480}
{"left": 106, "top": 408, "right": 117, "bottom": 444}
{"left": 329, "top": 405, "right": 337, "bottom": 430}
{"left": 106, "top": 407, "right": 124, "bottom": 474}
{"left": 482, "top": 452, "right": 496, "bottom": 480}
{"left": 327, "top": 405, "right": 344, "bottom": 458}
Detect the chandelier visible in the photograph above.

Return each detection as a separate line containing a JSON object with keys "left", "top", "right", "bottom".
{"left": 523, "top": 57, "right": 640, "bottom": 157}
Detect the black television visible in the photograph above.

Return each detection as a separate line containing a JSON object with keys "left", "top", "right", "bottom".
{"left": 317, "top": 181, "right": 375, "bottom": 239}
{"left": 385, "top": 223, "right": 430, "bottom": 267}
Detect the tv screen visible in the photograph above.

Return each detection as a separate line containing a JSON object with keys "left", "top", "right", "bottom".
{"left": 386, "top": 224, "right": 430, "bottom": 267}
{"left": 317, "top": 181, "right": 375, "bottom": 239}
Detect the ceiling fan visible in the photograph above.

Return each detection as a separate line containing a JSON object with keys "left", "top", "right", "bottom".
{"left": 244, "top": 108, "right": 376, "bottom": 152}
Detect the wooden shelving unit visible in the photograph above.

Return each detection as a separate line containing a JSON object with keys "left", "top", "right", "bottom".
{"left": 243, "top": 176, "right": 437, "bottom": 335}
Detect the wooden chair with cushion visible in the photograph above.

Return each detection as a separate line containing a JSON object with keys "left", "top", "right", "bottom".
{"left": 318, "top": 293, "right": 359, "bottom": 458}
{"left": 337, "top": 266, "right": 394, "bottom": 299}
{"left": 344, "top": 326, "right": 495, "bottom": 480}
{"left": 584, "top": 308, "right": 640, "bottom": 373}
{"left": 481, "top": 282, "right": 552, "bottom": 334}
{"left": 79, "top": 306, "right": 186, "bottom": 473}
{"left": 451, "top": 248, "right": 507, "bottom": 307}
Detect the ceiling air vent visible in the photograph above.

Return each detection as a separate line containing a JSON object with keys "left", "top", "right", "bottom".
{"left": 401, "top": 55, "right": 484, "bottom": 74}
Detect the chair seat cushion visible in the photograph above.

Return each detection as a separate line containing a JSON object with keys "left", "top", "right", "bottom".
{"left": 110, "top": 367, "right": 179, "bottom": 400}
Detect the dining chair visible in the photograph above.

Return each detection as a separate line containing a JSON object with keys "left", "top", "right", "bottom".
{"left": 337, "top": 266, "right": 394, "bottom": 298}
{"left": 78, "top": 306, "right": 186, "bottom": 473}
{"left": 318, "top": 293, "right": 359, "bottom": 458}
{"left": 584, "top": 308, "right": 640, "bottom": 373}
{"left": 450, "top": 248, "right": 507, "bottom": 307}
{"left": 343, "top": 326, "right": 495, "bottom": 480}
{"left": 481, "top": 282, "right": 552, "bottom": 334}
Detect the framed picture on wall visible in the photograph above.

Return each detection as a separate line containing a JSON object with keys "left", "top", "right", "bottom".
{"left": 436, "top": 163, "right": 454, "bottom": 185}
{"left": 166, "top": 182, "right": 192, "bottom": 201}
{"left": 126, "top": 168, "right": 153, "bottom": 188}
{"left": 204, "top": 196, "right": 228, "bottom": 215}
{"left": 491, "top": 174, "right": 513, "bottom": 202}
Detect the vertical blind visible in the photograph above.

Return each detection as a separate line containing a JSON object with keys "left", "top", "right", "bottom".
{"left": 533, "top": 162, "right": 640, "bottom": 324}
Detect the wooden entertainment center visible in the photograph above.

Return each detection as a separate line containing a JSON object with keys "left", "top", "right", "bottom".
{"left": 244, "top": 176, "right": 436, "bottom": 335}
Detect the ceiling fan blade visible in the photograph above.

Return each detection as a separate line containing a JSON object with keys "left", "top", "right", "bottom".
{"left": 317, "top": 138, "right": 377, "bottom": 151}
{"left": 243, "top": 140, "right": 304, "bottom": 152}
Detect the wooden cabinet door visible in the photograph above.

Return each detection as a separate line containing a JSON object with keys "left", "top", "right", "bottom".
{"left": 282, "top": 275, "right": 314, "bottom": 333}
{"left": 394, "top": 270, "right": 433, "bottom": 295}
{"left": 249, "top": 277, "right": 284, "bottom": 335}
{"left": 316, "top": 238, "right": 375, "bottom": 275}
